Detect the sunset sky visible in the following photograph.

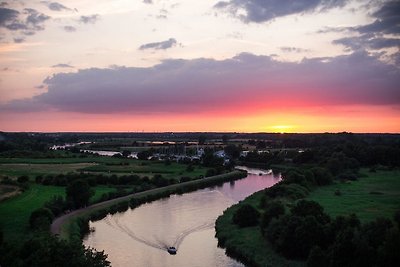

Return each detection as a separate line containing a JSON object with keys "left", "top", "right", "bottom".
{"left": 0, "top": 0, "right": 399, "bottom": 133}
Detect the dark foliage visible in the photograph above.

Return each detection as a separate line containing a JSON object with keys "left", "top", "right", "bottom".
{"left": 29, "top": 208, "right": 54, "bottom": 230}
{"left": 66, "top": 179, "right": 94, "bottom": 208}
{"left": 233, "top": 204, "right": 260, "bottom": 228}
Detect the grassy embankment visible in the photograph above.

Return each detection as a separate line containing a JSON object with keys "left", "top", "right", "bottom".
{"left": 215, "top": 169, "right": 400, "bottom": 267}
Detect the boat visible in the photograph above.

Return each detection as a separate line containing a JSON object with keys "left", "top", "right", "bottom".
{"left": 167, "top": 246, "right": 177, "bottom": 255}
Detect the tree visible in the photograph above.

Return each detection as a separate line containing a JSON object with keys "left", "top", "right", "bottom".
{"left": 121, "top": 150, "right": 131, "bottom": 157}
{"left": 198, "top": 135, "right": 206, "bottom": 145}
{"left": 222, "top": 134, "right": 229, "bottom": 144}
{"left": 224, "top": 145, "right": 241, "bottom": 159}
{"left": 17, "top": 234, "right": 110, "bottom": 267}
{"left": 137, "top": 150, "right": 152, "bottom": 160}
{"left": 307, "top": 246, "right": 328, "bottom": 267}
{"left": 233, "top": 204, "right": 260, "bottom": 227}
{"left": 291, "top": 200, "right": 329, "bottom": 224}
{"left": 17, "top": 175, "right": 29, "bottom": 183}
{"left": 261, "top": 201, "right": 285, "bottom": 231}
{"left": 66, "top": 179, "right": 94, "bottom": 208}
{"left": 29, "top": 208, "right": 54, "bottom": 230}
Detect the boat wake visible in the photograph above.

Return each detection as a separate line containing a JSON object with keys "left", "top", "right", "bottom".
{"left": 172, "top": 221, "right": 214, "bottom": 249}
{"left": 104, "top": 216, "right": 214, "bottom": 253}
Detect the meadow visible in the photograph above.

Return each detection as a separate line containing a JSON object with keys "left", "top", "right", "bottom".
{"left": 0, "top": 184, "right": 115, "bottom": 242}
{"left": 307, "top": 169, "right": 400, "bottom": 222}
{"left": 0, "top": 157, "right": 208, "bottom": 181}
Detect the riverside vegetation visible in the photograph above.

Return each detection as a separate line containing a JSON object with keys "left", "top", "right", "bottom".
{"left": 216, "top": 133, "right": 400, "bottom": 267}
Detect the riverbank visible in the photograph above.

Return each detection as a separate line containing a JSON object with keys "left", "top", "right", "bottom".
{"left": 215, "top": 191, "right": 305, "bottom": 267}
{"left": 215, "top": 169, "right": 400, "bottom": 267}
{"left": 51, "top": 170, "right": 247, "bottom": 240}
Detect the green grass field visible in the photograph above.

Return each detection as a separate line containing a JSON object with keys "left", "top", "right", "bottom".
{"left": 0, "top": 163, "right": 97, "bottom": 178}
{"left": 0, "top": 184, "right": 115, "bottom": 242}
{"left": 0, "top": 157, "right": 208, "bottom": 180}
{"left": 80, "top": 161, "right": 207, "bottom": 180}
{"left": 307, "top": 169, "right": 400, "bottom": 222}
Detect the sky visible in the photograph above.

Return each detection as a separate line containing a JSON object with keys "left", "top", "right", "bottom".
{"left": 0, "top": 0, "right": 399, "bottom": 133}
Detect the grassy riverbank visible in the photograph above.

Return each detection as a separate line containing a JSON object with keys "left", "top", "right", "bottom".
{"left": 215, "top": 169, "right": 400, "bottom": 267}
{"left": 216, "top": 191, "right": 305, "bottom": 267}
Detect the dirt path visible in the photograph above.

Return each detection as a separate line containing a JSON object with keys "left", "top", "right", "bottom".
{"left": 51, "top": 171, "right": 243, "bottom": 237}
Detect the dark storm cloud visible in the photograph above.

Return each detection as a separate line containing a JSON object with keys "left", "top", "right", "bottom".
{"left": 214, "top": 0, "right": 348, "bottom": 23}
{"left": 2, "top": 51, "right": 399, "bottom": 114}
{"left": 51, "top": 63, "right": 74, "bottom": 68}
{"left": 79, "top": 14, "right": 99, "bottom": 24}
{"left": 139, "top": 38, "right": 177, "bottom": 50}
{"left": 41, "top": 1, "right": 72, "bottom": 11}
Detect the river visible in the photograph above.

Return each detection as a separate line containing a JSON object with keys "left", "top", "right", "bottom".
{"left": 83, "top": 166, "right": 281, "bottom": 267}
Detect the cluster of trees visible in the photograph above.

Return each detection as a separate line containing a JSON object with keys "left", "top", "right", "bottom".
{"left": 35, "top": 172, "right": 178, "bottom": 188}
{"left": 231, "top": 198, "right": 400, "bottom": 266}
{"left": 0, "top": 232, "right": 110, "bottom": 267}
{"left": 261, "top": 200, "right": 400, "bottom": 266}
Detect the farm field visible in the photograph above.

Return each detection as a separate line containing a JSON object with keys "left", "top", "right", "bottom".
{"left": 307, "top": 169, "right": 400, "bottom": 222}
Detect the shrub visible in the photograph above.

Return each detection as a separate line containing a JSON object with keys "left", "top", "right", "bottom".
{"left": 232, "top": 204, "right": 260, "bottom": 228}
{"left": 29, "top": 208, "right": 54, "bottom": 230}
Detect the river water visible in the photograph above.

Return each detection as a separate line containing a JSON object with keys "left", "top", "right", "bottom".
{"left": 83, "top": 166, "right": 281, "bottom": 267}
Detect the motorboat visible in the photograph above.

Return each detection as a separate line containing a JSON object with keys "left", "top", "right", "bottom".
{"left": 167, "top": 246, "right": 177, "bottom": 255}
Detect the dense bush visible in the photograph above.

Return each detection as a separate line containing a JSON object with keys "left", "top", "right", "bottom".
{"left": 260, "top": 200, "right": 285, "bottom": 233}
{"left": 232, "top": 204, "right": 260, "bottom": 228}
{"left": 29, "top": 208, "right": 54, "bottom": 230}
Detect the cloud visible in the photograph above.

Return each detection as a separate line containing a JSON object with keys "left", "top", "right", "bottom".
{"left": 63, "top": 25, "right": 76, "bottom": 32}
{"left": 41, "top": 1, "right": 72, "bottom": 11}
{"left": 51, "top": 63, "right": 74, "bottom": 68}
{"left": 2, "top": 51, "right": 399, "bottom": 114}
{"left": 139, "top": 38, "right": 177, "bottom": 50}
{"left": 334, "top": 36, "right": 400, "bottom": 51}
{"left": 331, "top": 1, "right": 400, "bottom": 52}
{"left": 280, "top": 47, "right": 310, "bottom": 53}
{"left": 357, "top": 1, "right": 400, "bottom": 35}
{"left": 13, "top": 37, "right": 25, "bottom": 43}
{"left": 79, "top": 14, "right": 99, "bottom": 24}
{"left": 0, "top": 7, "right": 50, "bottom": 34}
{"left": 0, "top": 7, "right": 20, "bottom": 28}
{"left": 143, "top": 0, "right": 153, "bottom": 4}
{"left": 214, "top": 0, "right": 349, "bottom": 23}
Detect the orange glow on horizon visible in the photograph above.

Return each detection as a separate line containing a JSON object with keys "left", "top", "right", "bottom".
{"left": 0, "top": 104, "right": 399, "bottom": 133}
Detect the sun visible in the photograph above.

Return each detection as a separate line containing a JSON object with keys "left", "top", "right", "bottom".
{"left": 270, "top": 125, "right": 294, "bottom": 133}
